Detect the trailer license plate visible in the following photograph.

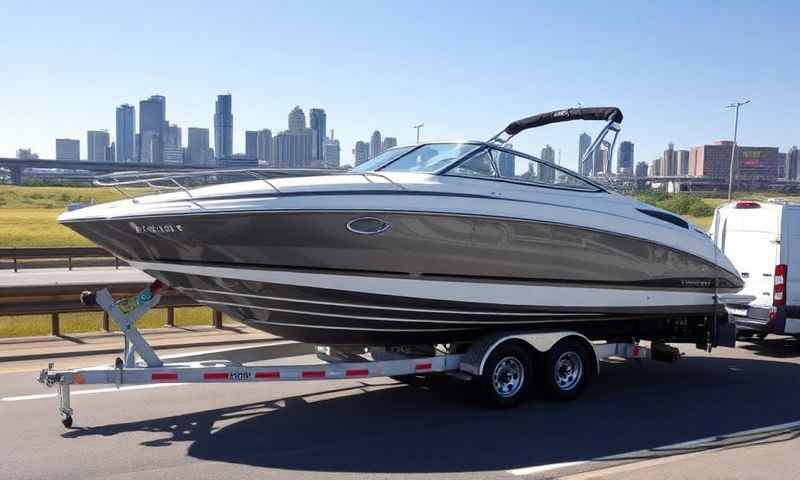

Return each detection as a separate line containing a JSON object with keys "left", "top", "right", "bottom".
{"left": 728, "top": 307, "right": 748, "bottom": 316}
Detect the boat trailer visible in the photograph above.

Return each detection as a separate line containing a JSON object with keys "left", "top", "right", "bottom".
{"left": 38, "top": 282, "right": 675, "bottom": 428}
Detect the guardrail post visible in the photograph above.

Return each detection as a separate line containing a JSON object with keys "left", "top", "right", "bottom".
{"left": 114, "top": 257, "right": 119, "bottom": 270}
{"left": 101, "top": 312, "right": 110, "bottom": 332}
{"left": 68, "top": 256, "right": 73, "bottom": 271}
{"left": 166, "top": 306, "right": 175, "bottom": 327}
{"left": 51, "top": 312, "right": 60, "bottom": 336}
{"left": 212, "top": 310, "right": 222, "bottom": 329}
{"left": 13, "top": 257, "right": 18, "bottom": 272}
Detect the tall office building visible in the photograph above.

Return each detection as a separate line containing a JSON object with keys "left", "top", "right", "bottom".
{"left": 105, "top": 142, "right": 115, "bottom": 162}
{"left": 578, "top": 133, "right": 592, "bottom": 175}
{"left": 662, "top": 142, "right": 676, "bottom": 176}
{"left": 324, "top": 139, "right": 341, "bottom": 167}
{"left": 778, "top": 152, "right": 787, "bottom": 178}
{"left": 165, "top": 123, "right": 182, "bottom": 147}
{"left": 274, "top": 128, "right": 313, "bottom": 168}
{"left": 370, "top": 131, "right": 382, "bottom": 159}
{"left": 353, "top": 141, "right": 370, "bottom": 166}
{"left": 309, "top": 108, "right": 326, "bottom": 162}
{"left": 55, "top": 139, "right": 80, "bottom": 161}
{"left": 592, "top": 141, "right": 610, "bottom": 175}
{"left": 651, "top": 158, "right": 662, "bottom": 176}
{"left": 383, "top": 137, "right": 398, "bottom": 151}
{"left": 245, "top": 131, "right": 259, "bottom": 157}
{"left": 139, "top": 95, "right": 166, "bottom": 163}
{"left": 788, "top": 146, "right": 800, "bottom": 180}
{"left": 539, "top": 145, "right": 556, "bottom": 182}
{"left": 214, "top": 94, "right": 233, "bottom": 158}
{"left": 635, "top": 161, "right": 648, "bottom": 177}
{"left": 676, "top": 149, "right": 690, "bottom": 176}
{"left": 497, "top": 145, "right": 515, "bottom": 177}
{"left": 115, "top": 104, "right": 135, "bottom": 162}
{"left": 288, "top": 106, "right": 306, "bottom": 130}
{"left": 163, "top": 144, "right": 184, "bottom": 165}
{"left": 617, "top": 141, "right": 634, "bottom": 175}
{"left": 87, "top": 130, "right": 110, "bottom": 162}
{"left": 257, "top": 129, "right": 273, "bottom": 165}
{"left": 187, "top": 128, "right": 212, "bottom": 166}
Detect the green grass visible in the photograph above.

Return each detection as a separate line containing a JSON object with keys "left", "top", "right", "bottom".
{"left": 0, "top": 307, "right": 235, "bottom": 337}
{"left": 0, "top": 185, "right": 124, "bottom": 209}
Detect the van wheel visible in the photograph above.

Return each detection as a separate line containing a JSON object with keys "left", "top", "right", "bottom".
{"left": 541, "top": 338, "right": 593, "bottom": 401}
{"left": 478, "top": 343, "right": 533, "bottom": 408}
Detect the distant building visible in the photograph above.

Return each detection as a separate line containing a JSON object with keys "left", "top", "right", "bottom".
{"left": 105, "top": 142, "right": 115, "bottom": 162}
{"left": 16, "top": 148, "right": 38, "bottom": 159}
{"left": 245, "top": 131, "right": 258, "bottom": 158}
{"left": 777, "top": 152, "right": 787, "bottom": 179}
{"left": 592, "top": 141, "right": 610, "bottom": 175}
{"left": 288, "top": 106, "right": 306, "bottom": 130}
{"left": 139, "top": 95, "right": 166, "bottom": 163}
{"left": 353, "top": 141, "right": 370, "bottom": 166}
{"left": 87, "top": 130, "right": 110, "bottom": 162}
{"left": 370, "top": 131, "right": 382, "bottom": 159}
{"left": 214, "top": 94, "right": 233, "bottom": 158}
{"left": 788, "top": 146, "right": 800, "bottom": 180}
{"left": 617, "top": 141, "right": 634, "bottom": 175}
{"left": 383, "top": 137, "right": 398, "bottom": 151}
{"left": 55, "top": 139, "right": 80, "bottom": 161}
{"left": 497, "top": 145, "right": 515, "bottom": 177}
{"left": 165, "top": 123, "right": 181, "bottom": 147}
{"left": 218, "top": 154, "right": 258, "bottom": 169}
{"left": 187, "top": 128, "right": 212, "bottom": 166}
{"left": 676, "top": 149, "right": 690, "bottom": 176}
{"left": 115, "top": 104, "right": 135, "bottom": 162}
{"left": 538, "top": 145, "right": 556, "bottom": 182}
{"left": 634, "top": 160, "right": 648, "bottom": 177}
{"left": 578, "top": 133, "right": 592, "bottom": 176}
{"left": 309, "top": 108, "right": 326, "bottom": 162}
{"left": 274, "top": 128, "right": 312, "bottom": 168}
{"left": 257, "top": 129, "right": 273, "bottom": 165}
{"left": 163, "top": 144, "right": 184, "bottom": 165}
{"left": 324, "top": 139, "right": 341, "bottom": 167}
{"left": 662, "top": 143, "right": 676, "bottom": 176}
{"left": 689, "top": 141, "right": 780, "bottom": 180}
{"left": 651, "top": 158, "right": 662, "bottom": 177}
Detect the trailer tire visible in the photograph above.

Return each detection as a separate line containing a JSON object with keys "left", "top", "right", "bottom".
{"left": 478, "top": 342, "right": 533, "bottom": 408}
{"left": 541, "top": 338, "right": 593, "bottom": 402}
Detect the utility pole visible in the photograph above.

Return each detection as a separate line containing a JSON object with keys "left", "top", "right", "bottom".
{"left": 412, "top": 124, "right": 424, "bottom": 144}
{"left": 726, "top": 100, "right": 750, "bottom": 201}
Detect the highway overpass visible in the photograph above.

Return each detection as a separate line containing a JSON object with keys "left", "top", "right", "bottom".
{"left": 0, "top": 157, "right": 209, "bottom": 184}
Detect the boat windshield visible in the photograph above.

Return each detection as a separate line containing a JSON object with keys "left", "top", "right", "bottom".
{"left": 350, "top": 146, "right": 418, "bottom": 173}
{"left": 379, "top": 143, "right": 480, "bottom": 173}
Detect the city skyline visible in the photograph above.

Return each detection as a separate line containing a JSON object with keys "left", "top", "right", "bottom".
{"left": 2, "top": 2, "right": 797, "bottom": 171}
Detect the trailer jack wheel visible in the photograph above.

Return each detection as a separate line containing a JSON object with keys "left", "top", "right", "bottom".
{"left": 478, "top": 343, "right": 533, "bottom": 408}
{"left": 61, "top": 414, "right": 73, "bottom": 429}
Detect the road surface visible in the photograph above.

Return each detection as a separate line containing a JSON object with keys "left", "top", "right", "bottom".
{"left": 1, "top": 338, "right": 799, "bottom": 479}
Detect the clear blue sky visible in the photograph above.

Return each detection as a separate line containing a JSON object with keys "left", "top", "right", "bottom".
{"left": 2, "top": 0, "right": 798, "bottom": 171}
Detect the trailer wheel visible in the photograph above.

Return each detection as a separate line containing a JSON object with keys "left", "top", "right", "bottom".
{"left": 541, "top": 338, "right": 593, "bottom": 401}
{"left": 478, "top": 342, "right": 533, "bottom": 408}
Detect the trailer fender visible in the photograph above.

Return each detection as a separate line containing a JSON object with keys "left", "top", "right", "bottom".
{"left": 460, "top": 331, "right": 599, "bottom": 376}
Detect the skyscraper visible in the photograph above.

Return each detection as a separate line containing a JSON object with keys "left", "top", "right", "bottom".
{"left": 383, "top": 137, "right": 398, "bottom": 151}
{"left": 187, "top": 128, "right": 212, "bottom": 166}
{"left": 539, "top": 145, "right": 556, "bottom": 182}
{"left": 288, "top": 106, "right": 306, "bottom": 130}
{"left": 245, "top": 131, "right": 258, "bottom": 158}
{"left": 105, "top": 142, "right": 115, "bottom": 162}
{"left": 592, "top": 141, "right": 611, "bottom": 175}
{"left": 676, "top": 149, "right": 690, "bottom": 176}
{"left": 663, "top": 142, "right": 676, "bottom": 176}
{"left": 635, "top": 161, "right": 648, "bottom": 177}
{"left": 115, "top": 104, "right": 135, "bottom": 162}
{"left": 788, "top": 146, "right": 799, "bottom": 180}
{"left": 274, "top": 129, "right": 312, "bottom": 168}
{"left": 578, "top": 133, "right": 592, "bottom": 175}
{"left": 165, "top": 123, "right": 182, "bottom": 147}
{"left": 139, "top": 95, "right": 166, "bottom": 163}
{"left": 257, "top": 129, "right": 273, "bottom": 165}
{"left": 214, "top": 94, "right": 233, "bottom": 158}
{"left": 309, "top": 108, "right": 326, "bottom": 162}
{"left": 324, "top": 139, "right": 341, "bottom": 167}
{"left": 55, "top": 139, "right": 80, "bottom": 161}
{"left": 618, "top": 141, "right": 634, "bottom": 175}
{"left": 370, "top": 131, "right": 382, "bottom": 159}
{"left": 353, "top": 141, "right": 370, "bottom": 165}
{"left": 87, "top": 130, "right": 110, "bottom": 162}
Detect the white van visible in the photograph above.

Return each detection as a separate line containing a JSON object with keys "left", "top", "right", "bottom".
{"left": 710, "top": 199, "right": 800, "bottom": 338}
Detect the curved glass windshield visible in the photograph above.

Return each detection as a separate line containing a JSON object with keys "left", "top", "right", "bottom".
{"left": 350, "top": 146, "right": 417, "bottom": 172}
{"left": 380, "top": 143, "right": 479, "bottom": 173}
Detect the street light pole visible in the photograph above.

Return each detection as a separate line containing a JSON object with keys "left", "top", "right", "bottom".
{"left": 726, "top": 100, "right": 750, "bottom": 201}
{"left": 412, "top": 124, "right": 424, "bottom": 144}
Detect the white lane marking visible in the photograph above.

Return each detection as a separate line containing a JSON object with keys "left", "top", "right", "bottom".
{"left": 507, "top": 419, "right": 800, "bottom": 476}
{"left": 1, "top": 383, "right": 186, "bottom": 402}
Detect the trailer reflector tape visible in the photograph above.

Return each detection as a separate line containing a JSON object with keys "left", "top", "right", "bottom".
{"left": 73, "top": 373, "right": 86, "bottom": 384}
{"left": 255, "top": 371, "right": 280, "bottom": 379}
{"left": 203, "top": 372, "right": 230, "bottom": 381}
{"left": 415, "top": 362, "right": 432, "bottom": 371}
{"left": 302, "top": 370, "right": 326, "bottom": 379}
{"left": 345, "top": 368, "right": 369, "bottom": 377}
{"left": 152, "top": 372, "right": 179, "bottom": 381}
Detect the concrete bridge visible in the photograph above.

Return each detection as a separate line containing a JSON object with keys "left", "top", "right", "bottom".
{"left": 0, "top": 157, "right": 208, "bottom": 184}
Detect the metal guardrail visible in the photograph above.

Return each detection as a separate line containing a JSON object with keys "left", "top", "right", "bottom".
{"left": 0, "top": 246, "right": 122, "bottom": 272}
{"left": 0, "top": 269, "right": 222, "bottom": 336}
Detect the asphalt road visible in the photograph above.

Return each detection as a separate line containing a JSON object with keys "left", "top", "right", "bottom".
{"left": 1, "top": 338, "right": 799, "bottom": 480}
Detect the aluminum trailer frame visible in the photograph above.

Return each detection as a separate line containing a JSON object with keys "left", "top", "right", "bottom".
{"left": 38, "top": 282, "right": 664, "bottom": 428}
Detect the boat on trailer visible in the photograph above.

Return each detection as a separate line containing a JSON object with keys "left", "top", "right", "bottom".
{"left": 57, "top": 107, "right": 743, "bottom": 346}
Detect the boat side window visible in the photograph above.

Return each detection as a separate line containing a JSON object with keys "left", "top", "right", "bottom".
{"left": 380, "top": 143, "right": 479, "bottom": 173}
{"left": 486, "top": 148, "right": 598, "bottom": 191}
{"left": 447, "top": 149, "right": 498, "bottom": 178}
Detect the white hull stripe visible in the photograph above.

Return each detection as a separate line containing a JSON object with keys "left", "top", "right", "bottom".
{"left": 130, "top": 260, "right": 715, "bottom": 308}
{"left": 181, "top": 287, "right": 599, "bottom": 316}
{"left": 246, "top": 318, "right": 477, "bottom": 332}
{"left": 200, "top": 299, "right": 608, "bottom": 325}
